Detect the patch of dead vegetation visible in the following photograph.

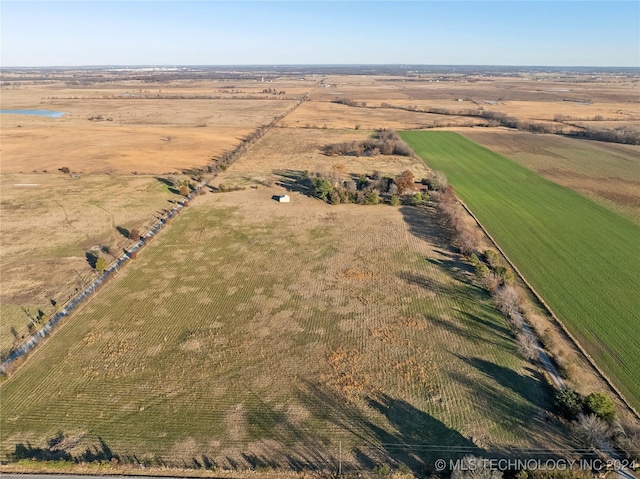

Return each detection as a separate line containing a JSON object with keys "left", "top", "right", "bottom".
{"left": 338, "top": 267, "right": 374, "bottom": 280}
{"left": 225, "top": 404, "right": 247, "bottom": 442}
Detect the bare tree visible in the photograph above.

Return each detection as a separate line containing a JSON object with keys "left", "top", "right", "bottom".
{"left": 394, "top": 170, "right": 415, "bottom": 194}
{"left": 433, "top": 171, "right": 448, "bottom": 191}
{"left": 166, "top": 175, "right": 180, "bottom": 187}
{"left": 455, "top": 227, "right": 480, "bottom": 256}
{"left": 516, "top": 332, "right": 539, "bottom": 361}
{"left": 492, "top": 285, "right": 522, "bottom": 318}
{"left": 573, "top": 413, "right": 614, "bottom": 454}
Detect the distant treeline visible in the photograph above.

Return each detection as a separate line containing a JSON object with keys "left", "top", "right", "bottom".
{"left": 333, "top": 99, "right": 640, "bottom": 145}
{"left": 323, "top": 129, "right": 412, "bottom": 157}
{"left": 332, "top": 98, "right": 368, "bottom": 108}
{"left": 202, "top": 95, "right": 309, "bottom": 174}
{"left": 45, "top": 94, "right": 295, "bottom": 100}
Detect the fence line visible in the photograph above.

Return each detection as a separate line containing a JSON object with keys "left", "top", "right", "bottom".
{"left": 0, "top": 186, "right": 204, "bottom": 372}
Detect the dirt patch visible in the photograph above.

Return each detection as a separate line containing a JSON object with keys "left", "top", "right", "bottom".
{"left": 339, "top": 268, "right": 374, "bottom": 280}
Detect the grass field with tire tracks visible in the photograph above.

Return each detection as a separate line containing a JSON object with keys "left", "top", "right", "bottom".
{"left": 0, "top": 187, "right": 573, "bottom": 471}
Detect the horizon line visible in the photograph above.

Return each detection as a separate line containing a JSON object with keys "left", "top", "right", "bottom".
{"left": 3, "top": 63, "right": 639, "bottom": 70}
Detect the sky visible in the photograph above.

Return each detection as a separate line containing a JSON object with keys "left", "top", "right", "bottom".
{"left": 1, "top": 1, "right": 638, "bottom": 67}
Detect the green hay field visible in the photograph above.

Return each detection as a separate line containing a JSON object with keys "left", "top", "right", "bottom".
{"left": 459, "top": 130, "right": 640, "bottom": 225}
{"left": 0, "top": 189, "right": 571, "bottom": 473}
{"left": 399, "top": 130, "right": 640, "bottom": 410}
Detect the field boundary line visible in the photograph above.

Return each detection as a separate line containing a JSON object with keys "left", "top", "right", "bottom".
{"left": 457, "top": 198, "right": 640, "bottom": 421}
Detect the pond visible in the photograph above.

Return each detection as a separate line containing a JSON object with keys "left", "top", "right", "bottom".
{"left": 1, "top": 109, "right": 68, "bottom": 118}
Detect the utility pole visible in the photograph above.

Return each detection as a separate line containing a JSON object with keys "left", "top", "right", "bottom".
{"left": 338, "top": 441, "right": 342, "bottom": 477}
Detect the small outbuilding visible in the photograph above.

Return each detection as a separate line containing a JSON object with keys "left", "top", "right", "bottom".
{"left": 277, "top": 194, "right": 291, "bottom": 203}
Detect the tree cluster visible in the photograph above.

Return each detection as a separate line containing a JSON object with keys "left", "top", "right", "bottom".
{"left": 261, "top": 88, "right": 286, "bottom": 95}
{"left": 303, "top": 167, "right": 426, "bottom": 206}
{"left": 569, "top": 125, "right": 640, "bottom": 145}
{"left": 554, "top": 114, "right": 605, "bottom": 122}
{"left": 468, "top": 249, "right": 515, "bottom": 293}
{"left": 332, "top": 98, "right": 367, "bottom": 108}
{"left": 87, "top": 114, "right": 113, "bottom": 122}
{"left": 323, "top": 129, "right": 413, "bottom": 157}
{"left": 552, "top": 388, "right": 639, "bottom": 458}
{"left": 436, "top": 183, "right": 480, "bottom": 257}
{"left": 178, "top": 179, "right": 192, "bottom": 196}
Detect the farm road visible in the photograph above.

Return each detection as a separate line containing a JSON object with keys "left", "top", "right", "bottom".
{"left": 515, "top": 311, "right": 565, "bottom": 390}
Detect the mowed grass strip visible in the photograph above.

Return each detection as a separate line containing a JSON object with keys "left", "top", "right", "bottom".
{"left": 399, "top": 131, "right": 640, "bottom": 409}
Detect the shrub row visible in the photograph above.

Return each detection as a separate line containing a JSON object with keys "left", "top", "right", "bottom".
{"left": 323, "top": 129, "right": 413, "bottom": 157}
{"left": 382, "top": 102, "right": 640, "bottom": 145}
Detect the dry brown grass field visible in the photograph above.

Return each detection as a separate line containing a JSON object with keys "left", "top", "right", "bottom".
{"left": 1, "top": 69, "right": 639, "bottom": 475}
{"left": 214, "top": 127, "right": 429, "bottom": 186}
{"left": 0, "top": 173, "right": 182, "bottom": 356}
{"left": 299, "top": 73, "right": 639, "bottom": 131}
{"left": 214, "top": 125, "right": 638, "bottom": 418}
{"left": 283, "top": 101, "right": 466, "bottom": 130}
{"left": 1, "top": 79, "right": 303, "bottom": 174}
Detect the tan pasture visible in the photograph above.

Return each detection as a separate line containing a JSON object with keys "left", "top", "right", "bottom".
{"left": 1, "top": 82, "right": 300, "bottom": 174}
{"left": 0, "top": 173, "right": 179, "bottom": 354}
{"left": 283, "top": 101, "right": 473, "bottom": 130}
{"left": 211, "top": 127, "right": 430, "bottom": 188}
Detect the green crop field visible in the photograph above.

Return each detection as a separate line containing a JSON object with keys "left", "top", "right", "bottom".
{"left": 0, "top": 188, "right": 572, "bottom": 473}
{"left": 399, "top": 130, "right": 640, "bottom": 411}
{"left": 459, "top": 130, "right": 640, "bottom": 225}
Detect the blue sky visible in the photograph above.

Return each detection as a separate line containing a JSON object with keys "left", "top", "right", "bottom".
{"left": 1, "top": 1, "right": 638, "bottom": 67}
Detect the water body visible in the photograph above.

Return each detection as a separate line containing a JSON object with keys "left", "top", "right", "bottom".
{"left": 1, "top": 109, "right": 68, "bottom": 118}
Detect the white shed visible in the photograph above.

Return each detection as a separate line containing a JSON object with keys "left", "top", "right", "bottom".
{"left": 277, "top": 194, "right": 291, "bottom": 203}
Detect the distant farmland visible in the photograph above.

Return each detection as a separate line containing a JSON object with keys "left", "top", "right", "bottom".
{"left": 400, "top": 130, "right": 640, "bottom": 410}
